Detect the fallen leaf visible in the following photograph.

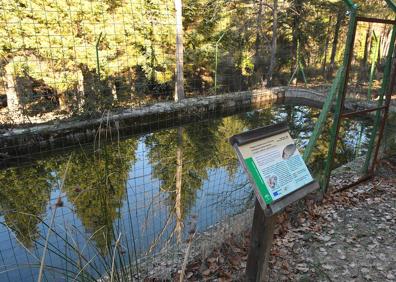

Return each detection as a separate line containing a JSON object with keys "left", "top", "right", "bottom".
{"left": 229, "top": 255, "right": 241, "bottom": 267}
{"left": 202, "top": 269, "right": 211, "bottom": 276}
{"left": 207, "top": 257, "right": 217, "bottom": 264}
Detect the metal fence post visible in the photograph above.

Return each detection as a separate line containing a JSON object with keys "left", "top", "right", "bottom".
{"left": 321, "top": 4, "right": 358, "bottom": 193}
{"left": 96, "top": 32, "right": 103, "bottom": 80}
{"left": 363, "top": 23, "right": 396, "bottom": 173}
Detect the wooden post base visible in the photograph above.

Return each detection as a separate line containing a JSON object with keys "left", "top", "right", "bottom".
{"left": 246, "top": 199, "right": 276, "bottom": 282}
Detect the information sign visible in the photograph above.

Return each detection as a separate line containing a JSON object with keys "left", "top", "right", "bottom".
{"left": 230, "top": 123, "right": 319, "bottom": 215}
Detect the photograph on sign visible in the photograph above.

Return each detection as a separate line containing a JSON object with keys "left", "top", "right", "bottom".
{"left": 232, "top": 127, "right": 315, "bottom": 206}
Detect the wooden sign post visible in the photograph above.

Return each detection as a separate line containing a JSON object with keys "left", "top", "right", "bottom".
{"left": 230, "top": 123, "right": 319, "bottom": 281}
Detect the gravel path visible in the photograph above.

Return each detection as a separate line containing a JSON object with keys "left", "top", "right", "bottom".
{"left": 273, "top": 177, "right": 396, "bottom": 282}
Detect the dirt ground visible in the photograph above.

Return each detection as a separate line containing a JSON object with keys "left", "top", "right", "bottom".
{"left": 169, "top": 158, "right": 396, "bottom": 282}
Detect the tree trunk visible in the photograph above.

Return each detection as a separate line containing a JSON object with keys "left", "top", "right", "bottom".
{"left": 76, "top": 69, "right": 85, "bottom": 111}
{"left": 321, "top": 16, "right": 332, "bottom": 77}
{"left": 110, "top": 79, "right": 117, "bottom": 102}
{"left": 362, "top": 23, "right": 373, "bottom": 67}
{"left": 80, "top": 65, "right": 97, "bottom": 112}
{"left": 128, "top": 68, "right": 135, "bottom": 100}
{"left": 254, "top": 0, "right": 264, "bottom": 73}
{"left": 174, "top": 0, "right": 185, "bottom": 101}
{"left": 359, "top": 23, "right": 372, "bottom": 81}
{"left": 266, "top": 0, "right": 278, "bottom": 87}
{"left": 175, "top": 126, "right": 184, "bottom": 243}
{"left": 291, "top": 0, "right": 303, "bottom": 74}
{"left": 58, "top": 93, "right": 68, "bottom": 111}
{"left": 328, "top": 8, "right": 344, "bottom": 78}
{"left": 381, "top": 27, "right": 392, "bottom": 59}
{"left": 4, "top": 66, "right": 22, "bottom": 117}
{"left": 379, "top": 26, "right": 393, "bottom": 62}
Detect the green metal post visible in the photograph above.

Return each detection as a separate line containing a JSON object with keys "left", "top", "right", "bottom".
{"left": 343, "top": 0, "right": 356, "bottom": 9}
{"left": 96, "top": 32, "right": 103, "bottom": 80}
{"left": 321, "top": 4, "right": 358, "bottom": 193}
{"left": 368, "top": 32, "right": 380, "bottom": 100}
{"left": 363, "top": 24, "right": 396, "bottom": 173}
{"left": 288, "top": 67, "right": 297, "bottom": 87}
{"left": 288, "top": 40, "right": 307, "bottom": 87}
{"left": 214, "top": 32, "right": 225, "bottom": 93}
{"left": 385, "top": 0, "right": 396, "bottom": 12}
{"left": 303, "top": 67, "right": 343, "bottom": 162}
{"left": 299, "top": 61, "right": 308, "bottom": 87}
{"left": 297, "top": 40, "right": 307, "bottom": 87}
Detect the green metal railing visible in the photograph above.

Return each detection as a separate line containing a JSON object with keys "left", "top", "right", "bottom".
{"left": 321, "top": 2, "right": 358, "bottom": 192}
{"left": 305, "top": 0, "right": 396, "bottom": 193}
{"left": 363, "top": 24, "right": 396, "bottom": 173}
{"left": 385, "top": 0, "right": 396, "bottom": 12}
{"left": 303, "top": 67, "right": 343, "bottom": 162}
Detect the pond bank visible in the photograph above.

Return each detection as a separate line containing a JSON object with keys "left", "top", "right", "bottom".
{"left": 0, "top": 88, "right": 278, "bottom": 159}
{"left": 1, "top": 86, "right": 392, "bottom": 159}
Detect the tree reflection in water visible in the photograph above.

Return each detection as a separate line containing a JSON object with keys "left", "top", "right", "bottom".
{"left": 0, "top": 104, "right": 377, "bottom": 281}
{"left": 62, "top": 138, "right": 138, "bottom": 253}
{"left": 0, "top": 165, "right": 53, "bottom": 248}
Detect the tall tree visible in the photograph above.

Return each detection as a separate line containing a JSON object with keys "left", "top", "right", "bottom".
{"left": 175, "top": 0, "right": 185, "bottom": 101}
{"left": 359, "top": 23, "right": 373, "bottom": 81}
{"left": 266, "top": 0, "right": 278, "bottom": 87}
{"left": 4, "top": 63, "right": 21, "bottom": 116}
{"left": 290, "top": 0, "right": 304, "bottom": 73}
{"left": 321, "top": 16, "right": 333, "bottom": 77}
{"left": 254, "top": 0, "right": 266, "bottom": 80}
{"left": 328, "top": 4, "right": 345, "bottom": 77}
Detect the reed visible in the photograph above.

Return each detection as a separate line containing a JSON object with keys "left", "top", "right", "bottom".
{"left": 1, "top": 121, "right": 142, "bottom": 282}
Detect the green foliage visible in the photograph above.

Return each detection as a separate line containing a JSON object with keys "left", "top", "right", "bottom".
{"left": 0, "top": 164, "right": 53, "bottom": 248}
{"left": 1, "top": 0, "right": 394, "bottom": 116}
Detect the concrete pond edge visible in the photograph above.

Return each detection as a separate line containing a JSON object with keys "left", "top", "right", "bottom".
{"left": 1, "top": 86, "right": 395, "bottom": 164}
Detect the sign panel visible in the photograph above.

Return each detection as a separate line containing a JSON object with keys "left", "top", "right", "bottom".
{"left": 238, "top": 131, "right": 313, "bottom": 204}
{"left": 230, "top": 123, "right": 319, "bottom": 215}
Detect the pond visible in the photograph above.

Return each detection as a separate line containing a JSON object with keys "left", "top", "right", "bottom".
{"left": 0, "top": 103, "right": 374, "bottom": 281}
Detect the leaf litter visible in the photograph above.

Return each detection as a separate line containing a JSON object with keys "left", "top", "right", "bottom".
{"left": 146, "top": 158, "right": 396, "bottom": 281}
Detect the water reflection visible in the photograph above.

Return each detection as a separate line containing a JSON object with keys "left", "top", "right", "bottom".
{"left": 0, "top": 104, "right": 376, "bottom": 280}
{"left": 0, "top": 165, "right": 53, "bottom": 248}
{"left": 62, "top": 138, "right": 138, "bottom": 253}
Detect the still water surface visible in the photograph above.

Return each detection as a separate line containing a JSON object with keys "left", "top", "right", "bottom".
{"left": 0, "top": 104, "right": 373, "bottom": 281}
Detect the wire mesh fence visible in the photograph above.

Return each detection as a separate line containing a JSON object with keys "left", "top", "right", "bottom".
{"left": 1, "top": 0, "right": 178, "bottom": 119}
{"left": 0, "top": 100, "right": 381, "bottom": 281}
{"left": 1, "top": 1, "right": 395, "bottom": 127}
{"left": 1, "top": 0, "right": 396, "bottom": 281}
{"left": 0, "top": 0, "right": 266, "bottom": 123}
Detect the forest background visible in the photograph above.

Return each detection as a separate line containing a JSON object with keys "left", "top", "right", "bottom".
{"left": 0, "top": 0, "right": 394, "bottom": 119}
